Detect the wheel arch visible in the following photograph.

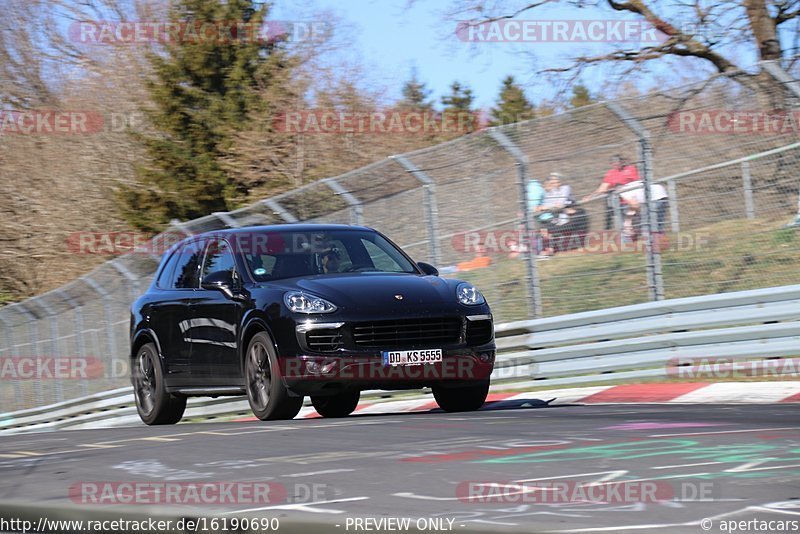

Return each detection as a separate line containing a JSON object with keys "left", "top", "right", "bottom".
{"left": 131, "top": 329, "right": 163, "bottom": 366}
{"left": 239, "top": 315, "right": 279, "bottom": 374}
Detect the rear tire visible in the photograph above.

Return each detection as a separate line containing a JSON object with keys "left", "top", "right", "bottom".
{"left": 245, "top": 332, "right": 304, "bottom": 420}
{"left": 432, "top": 379, "right": 490, "bottom": 412}
{"left": 133, "top": 343, "right": 186, "bottom": 425}
{"left": 311, "top": 390, "right": 360, "bottom": 418}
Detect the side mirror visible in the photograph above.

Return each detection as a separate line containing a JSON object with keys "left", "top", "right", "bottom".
{"left": 417, "top": 262, "right": 439, "bottom": 277}
{"left": 201, "top": 270, "right": 235, "bottom": 299}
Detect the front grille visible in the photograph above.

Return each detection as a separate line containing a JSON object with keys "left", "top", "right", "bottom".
{"left": 351, "top": 318, "right": 462, "bottom": 348}
{"left": 306, "top": 328, "right": 343, "bottom": 351}
{"left": 466, "top": 319, "right": 493, "bottom": 345}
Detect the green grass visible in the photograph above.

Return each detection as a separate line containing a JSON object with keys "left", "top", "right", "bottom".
{"left": 0, "top": 293, "right": 14, "bottom": 307}
{"left": 453, "top": 217, "right": 800, "bottom": 322}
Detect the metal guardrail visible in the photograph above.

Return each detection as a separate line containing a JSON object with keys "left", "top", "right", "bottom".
{"left": 494, "top": 284, "right": 800, "bottom": 386}
{"left": 1, "top": 284, "right": 797, "bottom": 434}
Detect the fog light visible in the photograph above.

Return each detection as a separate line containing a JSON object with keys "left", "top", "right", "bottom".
{"left": 305, "top": 358, "right": 338, "bottom": 375}
{"left": 479, "top": 352, "right": 493, "bottom": 363}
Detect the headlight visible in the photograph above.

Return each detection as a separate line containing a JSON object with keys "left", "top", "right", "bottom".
{"left": 284, "top": 291, "right": 337, "bottom": 314}
{"left": 456, "top": 283, "right": 485, "bottom": 305}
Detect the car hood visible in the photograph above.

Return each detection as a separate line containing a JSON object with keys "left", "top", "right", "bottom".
{"left": 260, "top": 273, "right": 462, "bottom": 314}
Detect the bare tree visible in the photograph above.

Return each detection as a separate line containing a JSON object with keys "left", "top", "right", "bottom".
{"left": 1, "top": 0, "right": 150, "bottom": 300}
{"left": 441, "top": 1, "right": 799, "bottom": 102}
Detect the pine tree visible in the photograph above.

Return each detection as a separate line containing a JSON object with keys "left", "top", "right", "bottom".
{"left": 441, "top": 81, "right": 477, "bottom": 133}
{"left": 119, "top": 0, "right": 282, "bottom": 232}
{"left": 569, "top": 84, "right": 596, "bottom": 108}
{"left": 399, "top": 69, "right": 433, "bottom": 112}
{"left": 490, "top": 76, "right": 535, "bottom": 126}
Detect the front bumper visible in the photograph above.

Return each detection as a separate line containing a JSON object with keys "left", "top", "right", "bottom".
{"left": 280, "top": 347, "right": 495, "bottom": 395}
{"left": 275, "top": 311, "right": 495, "bottom": 395}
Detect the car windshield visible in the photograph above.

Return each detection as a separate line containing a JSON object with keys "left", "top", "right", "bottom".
{"left": 237, "top": 229, "right": 419, "bottom": 281}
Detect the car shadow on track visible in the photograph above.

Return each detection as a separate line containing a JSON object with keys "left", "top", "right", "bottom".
{"left": 334, "top": 397, "right": 583, "bottom": 420}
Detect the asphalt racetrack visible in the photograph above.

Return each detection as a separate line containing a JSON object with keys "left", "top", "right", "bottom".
{"left": 1, "top": 402, "right": 799, "bottom": 533}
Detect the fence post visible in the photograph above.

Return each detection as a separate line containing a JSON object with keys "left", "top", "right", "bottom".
{"left": 19, "top": 306, "right": 44, "bottom": 405}
{"left": 58, "top": 290, "right": 89, "bottom": 397}
{"left": 606, "top": 101, "right": 665, "bottom": 301}
{"left": 610, "top": 192, "right": 624, "bottom": 230}
{"left": 0, "top": 314, "right": 24, "bottom": 409}
{"left": 667, "top": 178, "right": 680, "bottom": 233}
{"left": 390, "top": 155, "right": 442, "bottom": 266}
{"left": 213, "top": 211, "right": 241, "bottom": 228}
{"left": 263, "top": 199, "right": 299, "bottom": 223}
{"left": 487, "top": 128, "right": 542, "bottom": 319}
{"left": 742, "top": 161, "right": 755, "bottom": 219}
{"left": 82, "top": 277, "right": 118, "bottom": 390}
{"left": 111, "top": 260, "right": 142, "bottom": 307}
{"left": 33, "top": 299, "right": 63, "bottom": 403}
{"left": 324, "top": 178, "right": 363, "bottom": 225}
{"left": 761, "top": 61, "right": 800, "bottom": 227}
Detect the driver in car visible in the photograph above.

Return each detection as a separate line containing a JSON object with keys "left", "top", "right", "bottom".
{"left": 321, "top": 246, "right": 342, "bottom": 273}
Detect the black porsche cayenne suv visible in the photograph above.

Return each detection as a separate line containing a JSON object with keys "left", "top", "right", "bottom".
{"left": 130, "top": 224, "right": 495, "bottom": 424}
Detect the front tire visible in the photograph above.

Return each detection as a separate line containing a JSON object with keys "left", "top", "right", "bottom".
{"left": 432, "top": 379, "right": 490, "bottom": 412}
{"left": 245, "top": 332, "right": 304, "bottom": 420}
{"left": 133, "top": 343, "right": 186, "bottom": 425}
{"left": 311, "top": 390, "right": 360, "bottom": 418}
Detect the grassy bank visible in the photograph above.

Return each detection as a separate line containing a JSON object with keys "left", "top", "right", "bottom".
{"left": 454, "top": 217, "right": 800, "bottom": 322}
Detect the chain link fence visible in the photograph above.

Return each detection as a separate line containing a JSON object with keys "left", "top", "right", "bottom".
{"left": 2, "top": 61, "right": 800, "bottom": 411}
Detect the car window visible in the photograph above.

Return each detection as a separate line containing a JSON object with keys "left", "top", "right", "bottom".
{"left": 361, "top": 238, "right": 407, "bottom": 272}
{"left": 241, "top": 230, "right": 417, "bottom": 281}
{"left": 170, "top": 239, "right": 206, "bottom": 289}
{"left": 201, "top": 239, "right": 236, "bottom": 281}
{"left": 156, "top": 249, "right": 181, "bottom": 289}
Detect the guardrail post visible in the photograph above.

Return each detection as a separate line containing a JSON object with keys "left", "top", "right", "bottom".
{"left": 488, "top": 128, "right": 542, "bottom": 319}
{"left": 742, "top": 161, "right": 755, "bottom": 219}
{"left": 667, "top": 178, "right": 680, "bottom": 233}
{"left": 606, "top": 101, "right": 665, "bottom": 301}
{"left": 390, "top": 155, "right": 442, "bottom": 266}
{"left": 324, "top": 178, "right": 363, "bottom": 225}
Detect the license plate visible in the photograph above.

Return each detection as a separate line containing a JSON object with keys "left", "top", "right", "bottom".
{"left": 382, "top": 349, "right": 442, "bottom": 366}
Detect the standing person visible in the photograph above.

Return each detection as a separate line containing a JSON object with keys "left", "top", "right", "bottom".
{"left": 582, "top": 155, "right": 641, "bottom": 230}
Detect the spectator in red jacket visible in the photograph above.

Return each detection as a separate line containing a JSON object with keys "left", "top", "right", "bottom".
{"left": 582, "top": 154, "right": 641, "bottom": 229}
